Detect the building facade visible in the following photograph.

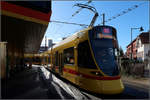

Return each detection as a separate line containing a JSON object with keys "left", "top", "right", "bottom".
{"left": 126, "top": 32, "right": 150, "bottom": 61}
{"left": 136, "top": 32, "right": 150, "bottom": 61}
{"left": 126, "top": 39, "right": 137, "bottom": 59}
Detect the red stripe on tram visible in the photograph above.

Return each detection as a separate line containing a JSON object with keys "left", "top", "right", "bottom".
{"left": 63, "top": 68, "right": 120, "bottom": 80}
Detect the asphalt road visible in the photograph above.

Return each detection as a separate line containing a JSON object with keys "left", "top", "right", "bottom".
{"left": 122, "top": 83, "right": 149, "bottom": 99}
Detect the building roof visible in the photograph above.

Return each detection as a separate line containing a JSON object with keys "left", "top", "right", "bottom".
{"left": 139, "top": 32, "right": 149, "bottom": 44}
{"left": 126, "top": 38, "right": 137, "bottom": 48}
{"left": 126, "top": 32, "right": 149, "bottom": 48}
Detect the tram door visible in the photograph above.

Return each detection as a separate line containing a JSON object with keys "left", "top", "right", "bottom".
{"left": 59, "top": 53, "right": 63, "bottom": 75}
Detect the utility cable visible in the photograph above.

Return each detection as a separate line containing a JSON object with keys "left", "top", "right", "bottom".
{"left": 50, "top": 20, "right": 88, "bottom": 27}
{"left": 103, "top": 2, "right": 146, "bottom": 24}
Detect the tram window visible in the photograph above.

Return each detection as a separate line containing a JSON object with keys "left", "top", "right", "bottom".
{"left": 55, "top": 51, "right": 59, "bottom": 66}
{"left": 78, "top": 40, "right": 97, "bottom": 69}
{"left": 52, "top": 54, "right": 55, "bottom": 66}
{"left": 35, "top": 57, "right": 40, "bottom": 63}
{"left": 32, "top": 57, "right": 35, "bottom": 62}
{"left": 25, "top": 58, "right": 29, "bottom": 63}
{"left": 48, "top": 56, "right": 51, "bottom": 63}
{"left": 45, "top": 57, "right": 47, "bottom": 63}
{"left": 64, "top": 47, "right": 74, "bottom": 65}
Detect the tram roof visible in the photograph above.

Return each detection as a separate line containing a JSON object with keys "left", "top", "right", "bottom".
{"left": 48, "top": 25, "right": 117, "bottom": 51}
{"left": 48, "top": 27, "right": 92, "bottom": 50}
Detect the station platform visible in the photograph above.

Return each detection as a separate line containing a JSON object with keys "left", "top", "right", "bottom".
{"left": 1, "top": 66, "right": 50, "bottom": 99}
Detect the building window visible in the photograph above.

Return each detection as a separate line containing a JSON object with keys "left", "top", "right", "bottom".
{"left": 64, "top": 47, "right": 74, "bottom": 65}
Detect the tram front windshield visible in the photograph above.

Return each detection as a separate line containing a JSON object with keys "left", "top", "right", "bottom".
{"left": 89, "top": 26, "right": 119, "bottom": 76}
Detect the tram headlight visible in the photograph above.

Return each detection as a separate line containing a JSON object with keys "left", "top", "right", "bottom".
{"left": 90, "top": 71, "right": 103, "bottom": 76}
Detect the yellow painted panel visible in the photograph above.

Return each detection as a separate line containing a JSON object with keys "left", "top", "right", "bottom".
{"left": 101, "top": 79, "right": 124, "bottom": 94}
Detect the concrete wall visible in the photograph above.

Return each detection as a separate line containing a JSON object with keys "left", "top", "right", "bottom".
{"left": 0, "top": 42, "right": 7, "bottom": 79}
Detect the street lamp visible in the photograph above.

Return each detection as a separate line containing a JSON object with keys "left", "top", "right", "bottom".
{"left": 130, "top": 26, "right": 144, "bottom": 60}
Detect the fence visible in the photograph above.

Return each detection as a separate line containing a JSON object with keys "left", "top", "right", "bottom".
{"left": 121, "top": 59, "right": 149, "bottom": 78}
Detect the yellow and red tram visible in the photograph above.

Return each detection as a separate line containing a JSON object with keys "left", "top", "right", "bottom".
{"left": 24, "top": 54, "right": 42, "bottom": 65}
{"left": 40, "top": 25, "right": 124, "bottom": 94}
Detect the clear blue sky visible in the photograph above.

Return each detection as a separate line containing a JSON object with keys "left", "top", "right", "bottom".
{"left": 41, "top": 0, "right": 149, "bottom": 52}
